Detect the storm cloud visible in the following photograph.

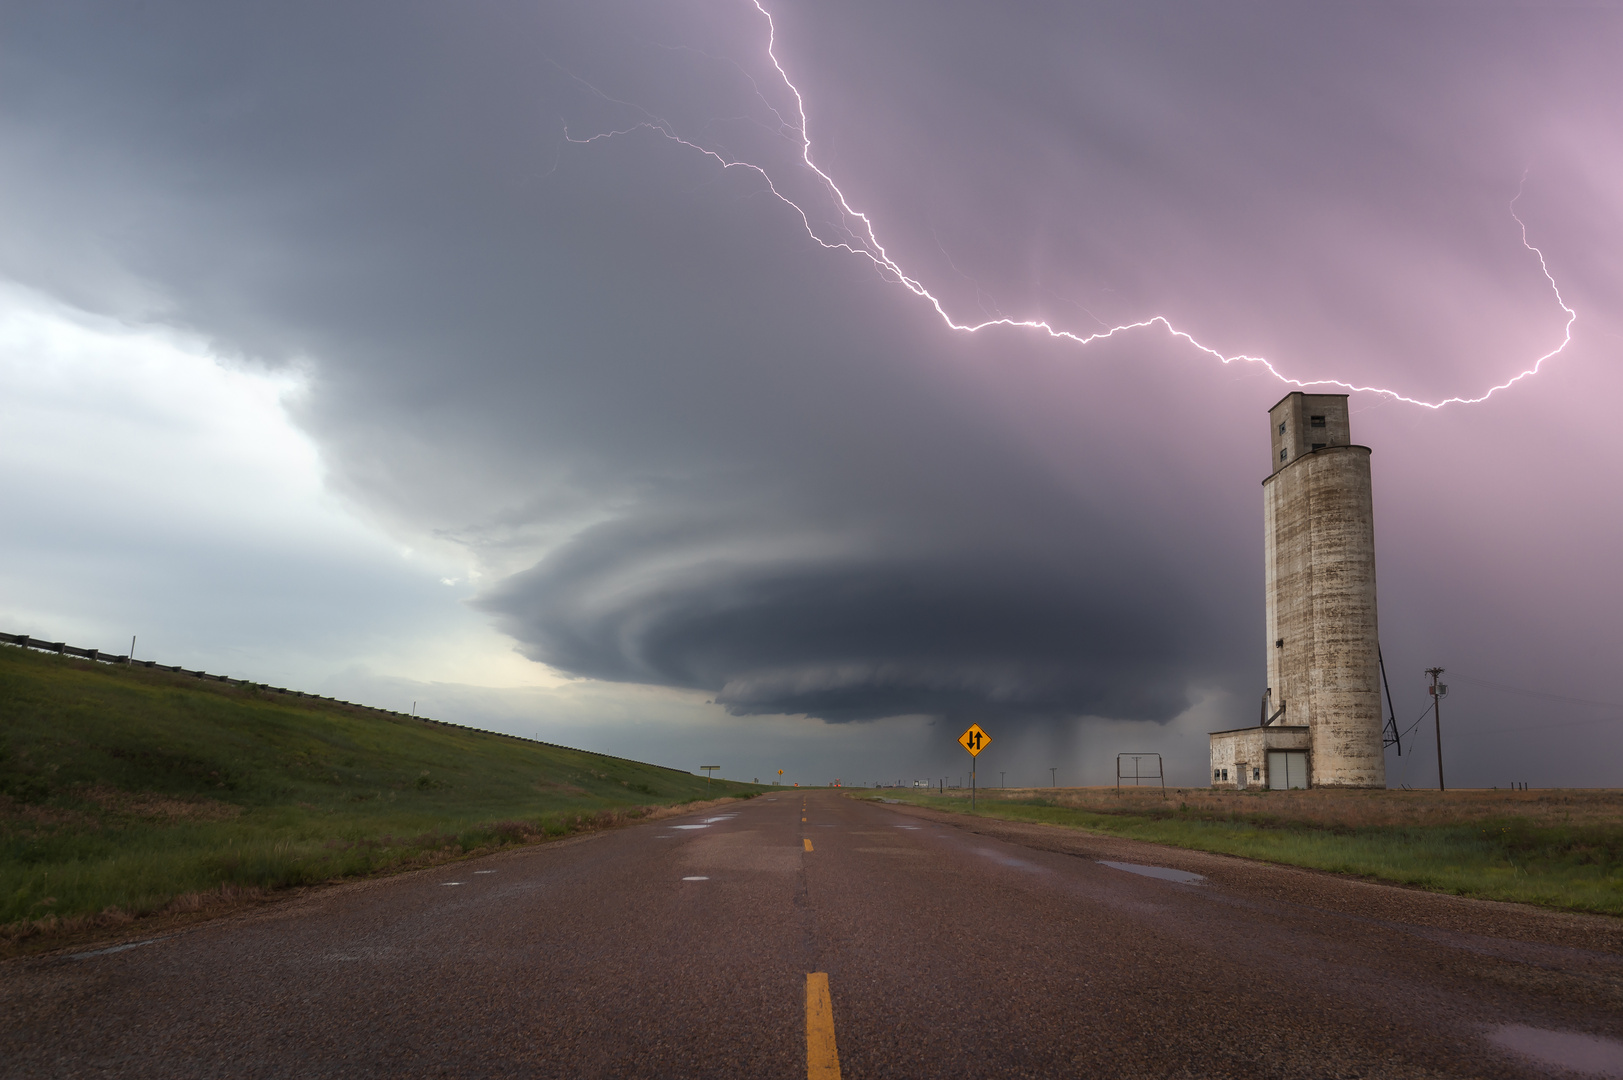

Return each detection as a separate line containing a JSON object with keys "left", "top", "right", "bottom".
{"left": 3, "top": 1, "right": 1621, "bottom": 773}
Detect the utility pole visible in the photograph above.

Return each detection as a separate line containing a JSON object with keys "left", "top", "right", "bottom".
{"left": 1000, "top": 771, "right": 1005, "bottom": 789}
{"left": 1427, "top": 668, "right": 1446, "bottom": 792}
{"left": 1050, "top": 767, "right": 1057, "bottom": 788}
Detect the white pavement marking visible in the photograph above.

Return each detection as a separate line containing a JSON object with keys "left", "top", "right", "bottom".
{"left": 441, "top": 882, "right": 464, "bottom": 886}
{"left": 474, "top": 870, "right": 496, "bottom": 874}
{"left": 1098, "top": 861, "right": 1205, "bottom": 885}
{"left": 681, "top": 876, "right": 710, "bottom": 881}
{"left": 672, "top": 824, "right": 710, "bottom": 830}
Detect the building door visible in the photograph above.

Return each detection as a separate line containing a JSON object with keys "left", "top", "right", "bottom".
{"left": 1267, "top": 751, "right": 1308, "bottom": 789}
{"left": 1235, "top": 762, "right": 1248, "bottom": 790}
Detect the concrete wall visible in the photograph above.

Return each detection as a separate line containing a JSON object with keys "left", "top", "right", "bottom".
{"left": 1209, "top": 725, "right": 1310, "bottom": 789}
{"left": 1270, "top": 393, "right": 1351, "bottom": 473}
{"left": 1262, "top": 394, "right": 1385, "bottom": 788}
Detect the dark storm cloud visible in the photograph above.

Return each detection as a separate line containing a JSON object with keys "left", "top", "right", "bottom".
{"left": 478, "top": 511, "right": 1210, "bottom": 723}
{"left": 3, "top": 0, "right": 1620, "bottom": 748}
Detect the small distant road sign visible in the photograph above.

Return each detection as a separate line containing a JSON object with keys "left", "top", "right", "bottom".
{"left": 957, "top": 724, "right": 991, "bottom": 809}
{"left": 700, "top": 765, "right": 720, "bottom": 784}
{"left": 958, "top": 724, "right": 991, "bottom": 757}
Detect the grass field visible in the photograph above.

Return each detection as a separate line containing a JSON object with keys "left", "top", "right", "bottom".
{"left": 872, "top": 785, "right": 1623, "bottom": 915}
{"left": 0, "top": 644, "right": 761, "bottom": 952}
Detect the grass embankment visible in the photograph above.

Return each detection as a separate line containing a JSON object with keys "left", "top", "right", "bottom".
{"left": 0, "top": 644, "right": 760, "bottom": 952}
{"left": 871, "top": 786, "right": 1623, "bottom": 915}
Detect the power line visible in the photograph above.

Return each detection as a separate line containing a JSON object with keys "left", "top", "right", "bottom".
{"left": 1449, "top": 673, "right": 1623, "bottom": 712}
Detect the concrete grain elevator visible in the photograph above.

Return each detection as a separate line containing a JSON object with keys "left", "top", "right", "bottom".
{"left": 1209, "top": 393, "right": 1386, "bottom": 790}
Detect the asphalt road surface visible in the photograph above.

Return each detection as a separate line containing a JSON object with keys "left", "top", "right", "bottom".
{"left": 5, "top": 791, "right": 1623, "bottom": 1079}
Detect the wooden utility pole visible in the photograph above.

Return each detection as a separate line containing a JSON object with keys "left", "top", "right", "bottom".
{"left": 1427, "top": 668, "right": 1446, "bottom": 791}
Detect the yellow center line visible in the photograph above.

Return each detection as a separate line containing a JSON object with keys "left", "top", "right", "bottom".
{"left": 805, "top": 972, "right": 841, "bottom": 1079}
{"left": 803, "top": 838, "right": 814, "bottom": 852}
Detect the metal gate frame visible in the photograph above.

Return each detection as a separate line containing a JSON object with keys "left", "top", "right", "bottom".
{"left": 1116, "top": 753, "right": 1165, "bottom": 793}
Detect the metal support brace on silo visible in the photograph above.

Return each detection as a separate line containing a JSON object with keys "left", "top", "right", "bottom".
{"left": 1378, "top": 646, "right": 1402, "bottom": 754}
{"left": 1259, "top": 687, "right": 1286, "bottom": 727}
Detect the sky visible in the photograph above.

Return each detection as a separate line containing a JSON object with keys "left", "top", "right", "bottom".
{"left": 2, "top": 0, "right": 1620, "bottom": 789}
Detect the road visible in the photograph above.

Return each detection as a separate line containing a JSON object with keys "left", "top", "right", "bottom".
{"left": 5, "top": 791, "right": 1622, "bottom": 1078}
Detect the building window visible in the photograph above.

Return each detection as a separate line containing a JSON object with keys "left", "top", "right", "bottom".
{"left": 1310, "top": 415, "right": 1326, "bottom": 427}
{"left": 1222, "top": 769, "right": 1229, "bottom": 781}
{"left": 1275, "top": 638, "right": 1284, "bottom": 649}
{"left": 1278, "top": 421, "right": 1287, "bottom": 435}
{"left": 1279, "top": 448, "right": 1287, "bottom": 462}
{"left": 1253, "top": 767, "right": 1261, "bottom": 780}
{"left": 1311, "top": 442, "right": 1326, "bottom": 450}
{"left": 1214, "top": 769, "right": 1221, "bottom": 781}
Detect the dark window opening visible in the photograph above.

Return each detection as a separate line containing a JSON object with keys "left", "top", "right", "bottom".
{"left": 1278, "top": 421, "right": 1287, "bottom": 435}
{"left": 1279, "top": 448, "right": 1287, "bottom": 462}
{"left": 1311, "top": 442, "right": 1326, "bottom": 450}
{"left": 1275, "top": 639, "right": 1284, "bottom": 649}
{"left": 1253, "top": 767, "right": 1261, "bottom": 781}
{"left": 1310, "top": 415, "right": 1326, "bottom": 427}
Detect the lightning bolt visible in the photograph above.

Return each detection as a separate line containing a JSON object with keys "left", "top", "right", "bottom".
{"left": 563, "top": 2, "right": 1575, "bottom": 411}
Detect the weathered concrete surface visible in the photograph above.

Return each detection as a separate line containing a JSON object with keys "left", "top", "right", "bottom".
{"left": 1209, "top": 724, "right": 1310, "bottom": 789}
{"left": 1261, "top": 393, "right": 1385, "bottom": 789}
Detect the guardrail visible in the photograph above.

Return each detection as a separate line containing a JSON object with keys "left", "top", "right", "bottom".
{"left": 0, "top": 631, "right": 696, "bottom": 777}
{"left": 1, "top": 631, "right": 374, "bottom": 707}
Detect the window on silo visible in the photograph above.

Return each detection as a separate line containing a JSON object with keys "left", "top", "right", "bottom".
{"left": 1275, "top": 639, "right": 1284, "bottom": 649}
{"left": 1310, "top": 415, "right": 1326, "bottom": 427}
{"left": 1214, "top": 769, "right": 1220, "bottom": 781}
{"left": 1278, "top": 421, "right": 1286, "bottom": 435}
{"left": 1279, "top": 448, "right": 1287, "bottom": 462}
{"left": 1311, "top": 443, "right": 1326, "bottom": 450}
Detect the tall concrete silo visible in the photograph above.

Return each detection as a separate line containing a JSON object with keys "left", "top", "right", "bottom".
{"left": 1210, "top": 392, "right": 1385, "bottom": 790}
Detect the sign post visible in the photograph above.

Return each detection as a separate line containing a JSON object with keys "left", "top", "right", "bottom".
{"left": 777, "top": 769, "right": 784, "bottom": 785}
{"left": 701, "top": 765, "right": 720, "bottom": 785}
{"left": 957, "top": 724, "right": 991, "bottom": 809}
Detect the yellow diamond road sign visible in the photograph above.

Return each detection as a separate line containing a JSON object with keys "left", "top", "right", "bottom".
{"left": 958, "top": 723, "right": 991, "bottom": 757}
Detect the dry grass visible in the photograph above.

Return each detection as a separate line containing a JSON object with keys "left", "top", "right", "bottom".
{"left": 991, "top": 785, "right": 1623, "bottom": 830}
{"left": 882, "top": 786, "right": 1623, "bottom": 915}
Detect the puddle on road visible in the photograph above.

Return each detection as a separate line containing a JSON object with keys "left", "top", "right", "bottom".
{"left": 681, "top": 876, "right": 710, "bottom": 882}
{"left": 1098, "top": 861, "right": 1205, "bottom": 885}
{"left": 974, "top": 847, "right": 1043, "bottom": 872}
{"left": 671, "top": 824, "right": 710, "bottom": 830}
{"left": 71, "top": 937, "right": 166, "bottom": 961}
{"left": 1487, "top": 1025, "right": 1623, "bottom": 1077}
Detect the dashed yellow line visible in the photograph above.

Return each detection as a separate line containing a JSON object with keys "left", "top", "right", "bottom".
{"left": 805, "top": 972, "right": 841, "bottom": 1079}
{"left": 803, "top": 838, "right": 814, "bottom": 852}
{"left": 802, "top": 816, "right": 807, "bottom": 822}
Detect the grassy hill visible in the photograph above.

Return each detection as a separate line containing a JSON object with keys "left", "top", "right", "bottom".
{"left": 0, "top": 643, "right": 759, "bottom": 951}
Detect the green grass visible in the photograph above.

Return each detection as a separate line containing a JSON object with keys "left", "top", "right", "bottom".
{"left": 870, "top": 790, "right": 1623, "bottom": 916}
{"left": 0, "top": 644, "right": 761, "bottom": 948}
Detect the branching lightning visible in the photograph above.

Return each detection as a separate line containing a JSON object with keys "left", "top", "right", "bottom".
{"left": 562, "top": 1, "right": 1576, "bottom": 410}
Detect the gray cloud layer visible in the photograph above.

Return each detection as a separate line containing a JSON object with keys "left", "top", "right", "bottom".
{"left": 3, "top": 1, "right": 1620, "bottom": 744}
